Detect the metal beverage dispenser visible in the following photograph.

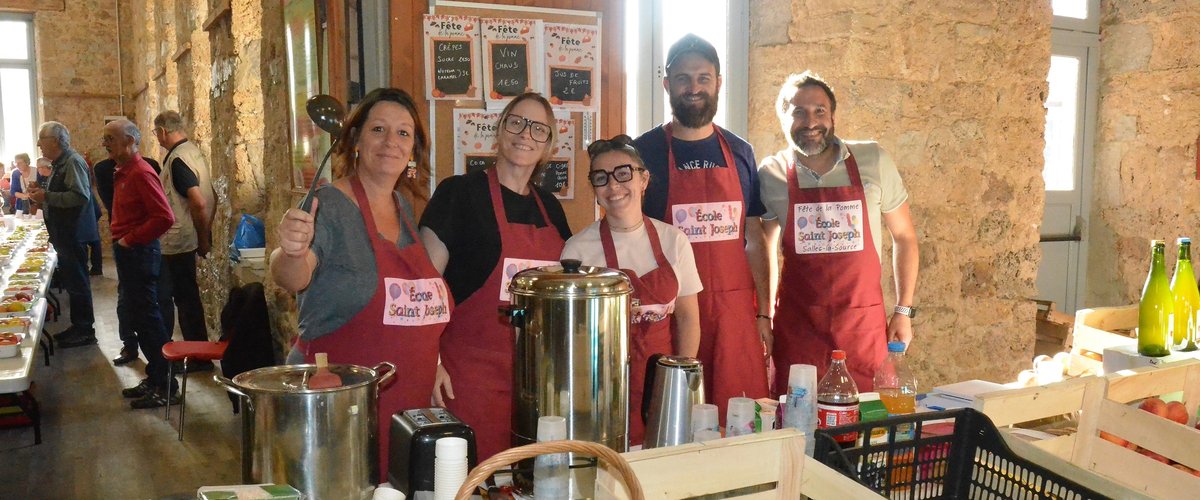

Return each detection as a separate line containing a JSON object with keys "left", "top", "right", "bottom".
{"left": 504, "top": 259, "right": 631, "bottom": 493}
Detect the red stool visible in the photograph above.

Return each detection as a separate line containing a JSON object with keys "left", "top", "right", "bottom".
{"left": 162, "top": 341, "right": 228, "bottom": 441}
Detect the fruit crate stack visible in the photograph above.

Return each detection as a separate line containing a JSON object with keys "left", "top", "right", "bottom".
{"left": 975, "top": 359, "right": 1200, "bottom": 498}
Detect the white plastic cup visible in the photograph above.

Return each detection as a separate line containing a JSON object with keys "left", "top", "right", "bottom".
{"left": 535, "top": 415, "right": 570, "bottom": 499}
{"left": 691, "top": 403, "right": 719, "bottom": 435}
{"left": 694, "top": 429, "right": 722, "bottom": 441}
{"left": 373, "top": 486, "right": 407, "bottom": 500}
{"left": 788, "top": 364, "right": 817, "bottom": 394}
{"left": 434, "top": 437, "right": 468, "bottom": 500}
{"left": 726, "top": 397, "right": 756, "bottom": 437}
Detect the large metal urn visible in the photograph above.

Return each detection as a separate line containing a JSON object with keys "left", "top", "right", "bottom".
{"left": 503, "top": 259, "right": 632, "bottom": 493}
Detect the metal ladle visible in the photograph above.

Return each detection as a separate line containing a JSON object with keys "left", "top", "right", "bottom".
{"left": 298, "top": 94, "right": 346, "bottom": 211}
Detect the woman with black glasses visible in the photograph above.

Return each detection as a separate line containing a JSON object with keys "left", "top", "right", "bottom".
{"left": 561, "top": 134, "right": 701, "bottom": 446}
{"left": 420, "top": 92, "right": 571, "bottom": 461}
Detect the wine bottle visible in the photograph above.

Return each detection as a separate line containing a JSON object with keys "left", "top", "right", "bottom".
{"left": 1139, "top": 240, "right": 1173, "bottom": 357}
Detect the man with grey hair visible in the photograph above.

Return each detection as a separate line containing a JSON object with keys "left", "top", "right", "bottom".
{"left": 104, "top": 118, "right": 178, "bottom": 408}
{"left": 30, "top": 121, "right": 100, "bottom": 347}
{"left": 152, "top": 111, "right": 215, "bottom": 371}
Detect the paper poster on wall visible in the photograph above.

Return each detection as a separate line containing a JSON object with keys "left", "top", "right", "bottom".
{"left": 453, "top": 109, "right": 503, "bottom": 175}
{"left": 482, "top": 18, "right": 543, "bottom": 110}
{"left": 423, "top": 15, "right": 482, "bottom": 101}
{"left": 543, "top": 23, "right": 600, "bottom": 112}
{"left": 539, "top": 112, "right": 575, "bottom": 199}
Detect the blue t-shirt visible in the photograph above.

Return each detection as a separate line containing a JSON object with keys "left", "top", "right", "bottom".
{"left": 632, "top": 124, "right": 765, "bottom": 222}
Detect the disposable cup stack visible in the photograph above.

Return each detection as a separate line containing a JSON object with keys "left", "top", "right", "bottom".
{"left": 433, "top": 437, "right": 468, "bottom": 500}
{"left": 726, "top": 397, "right": 756, "bottom": 437}
{"left": 783, "top": 364, "right": 818, "bottom": 456}
{"left": 534, "top": 415, "right": 569, "bottom": 499}
{"left": 690, "top": 403, "right": 719, "bottom": 441}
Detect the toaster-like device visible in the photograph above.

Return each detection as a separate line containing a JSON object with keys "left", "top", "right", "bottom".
{"left": 388, "top": 407, "right": 477, "bottom": 496}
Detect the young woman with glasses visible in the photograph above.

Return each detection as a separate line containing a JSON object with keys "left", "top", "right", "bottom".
{"left": 560, "top": 134, "right": 701, "bottom": 446}
{"left": 419, "top": 92, "right": 571, "bottom": 461}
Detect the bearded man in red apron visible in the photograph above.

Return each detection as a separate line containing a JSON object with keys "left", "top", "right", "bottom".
{"left": 756, "top": 71, "right": 920, "bottom": 392}
{"left": 633, "top": 34, "right": 770, "bottom": 422}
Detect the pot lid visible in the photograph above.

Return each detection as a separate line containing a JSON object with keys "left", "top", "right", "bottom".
{"left": 231, "top": 363, "right": 378, "bottom": 393}
{"left": 509, "top": 259, "right": 632, "bottom": 298}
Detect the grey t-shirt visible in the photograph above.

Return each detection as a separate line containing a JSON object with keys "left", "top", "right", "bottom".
{"left": 295, "top": 185, "right": 419, "bottom": 345}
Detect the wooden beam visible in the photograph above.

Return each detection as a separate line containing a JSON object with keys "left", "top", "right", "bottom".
{"left": 171, "top": 42, "right": 192, "bottom": 63}
{"left": 203, "top": 0, "right": 231, "bottom": 32}
{"left": 42, "top": 91, "right": 121, "bottom": 100}
{"left": 153, "top": 66, "right": 167, "bottom": 81}
{"left": 0, "top": 0, "right": 65, "bottom": 11}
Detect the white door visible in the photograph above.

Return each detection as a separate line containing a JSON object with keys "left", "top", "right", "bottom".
{"left": 1037, "top": 30, "right": 1098, "bottom": 314}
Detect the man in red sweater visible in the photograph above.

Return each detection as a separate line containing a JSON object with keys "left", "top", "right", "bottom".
{"left": 102, "top": 119, "right": 177, "bottom": 409}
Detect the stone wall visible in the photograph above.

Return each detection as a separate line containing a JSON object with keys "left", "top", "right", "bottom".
{"left": 1087, "top": 1, "right": 1200, "bottom": 307}
{"left": 116, "top": 0, "right": 292, "bottom": 353}
{"left": 749, "top": 1, "right": 1052, "bottom": 386}
{"left": 18, "top": 0, "right": 122, "bottom": 162}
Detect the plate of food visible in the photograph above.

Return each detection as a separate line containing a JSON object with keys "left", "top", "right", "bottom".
{"left": 0, "top": 332, "right": 21, "bottom": 358}
{"left": 0, "top": 316, "right": 31, "bottom": 333}
{"left": 0, "top": 300, "right": 33, "bottom": 317}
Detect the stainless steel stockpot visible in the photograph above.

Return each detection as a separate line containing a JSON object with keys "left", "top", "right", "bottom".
{"left": 216, "top": 362, "right": 395, "bottom": 500}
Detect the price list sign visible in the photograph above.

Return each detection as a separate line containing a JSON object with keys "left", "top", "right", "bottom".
{"left": 543, "top": 23, "right": 600, "bottom": 112}
{"left": 423, "top": 14, "right": 481, "bottom": 101}
{"left": 538, "top": 113, "right": 576, "bottom": 199}
{"left": 453, "top": 109, "right": 503, "bottom": 175}
{"left": 482, "top": 18, "right": 543, "bottom": 110}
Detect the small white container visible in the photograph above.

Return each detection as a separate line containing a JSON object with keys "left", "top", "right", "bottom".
{"left": 240, "top": 247, "right": 266, "bottom": 259}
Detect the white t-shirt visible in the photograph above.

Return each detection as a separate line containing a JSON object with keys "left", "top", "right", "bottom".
{"left": 561, "top": 218, "right": 704, "bottom": 299}
{"left": 758, "top": 139, "right": 908, "bottom": 260}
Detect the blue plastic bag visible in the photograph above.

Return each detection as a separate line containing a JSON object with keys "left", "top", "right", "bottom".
{"left": 230, "top": 214, "right": 266, "bottom": 261}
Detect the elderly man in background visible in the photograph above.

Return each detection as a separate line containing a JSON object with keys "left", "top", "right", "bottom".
{"left": 152, "top": 111, "right": 215, "bottom": 371}
{"left": 104, "top": 118, "right": 178, "bottom": 408}
{"left": 29, "top": 122, "right": 100, "bottom": 348}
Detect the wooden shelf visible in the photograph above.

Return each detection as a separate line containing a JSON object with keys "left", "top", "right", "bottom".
{"left": 203, "top": 0, "right": 232, "bottom": 32}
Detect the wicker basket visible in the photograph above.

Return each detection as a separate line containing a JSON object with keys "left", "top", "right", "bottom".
{"left": 453, "top": 440, "right": 644, "bottom": 500}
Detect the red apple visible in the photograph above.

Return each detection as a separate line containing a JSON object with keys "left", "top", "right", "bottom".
{"left": 1099, "top": 431, "right": 1129, "bottom": 448}
{"left": 1139, "top": 448, "right": 1171, "bottom": 464}
{"left": 1139, "top": 397, "right": 1169, "bottom": 418}
{"left": 1165, "top": 401, "right": 1189, "bottom": 425}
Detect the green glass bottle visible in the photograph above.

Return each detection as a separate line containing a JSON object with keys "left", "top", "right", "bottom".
{"left": 1139, "top": 240, "right": 1173, "bottom": 357}
{"left": 1170, "top": 238, "right": 1200, "bottom": 351}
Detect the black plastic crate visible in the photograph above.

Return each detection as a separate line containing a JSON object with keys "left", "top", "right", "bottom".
{"left": 813, "top": 407, "right": 1107, "bottom": 499}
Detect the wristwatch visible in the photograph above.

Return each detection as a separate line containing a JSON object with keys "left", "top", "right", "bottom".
{"left": 893, "top": 305, "right": 917, "bottom": 318}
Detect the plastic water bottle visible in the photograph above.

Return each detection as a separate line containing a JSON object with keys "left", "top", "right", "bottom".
{"left": 874, "top": 342, "right": 917, "bottom": 441}
{"left": 817, "top": 350, "right": 859, "bottom": 447}
{"left": 781, "top": 364, "right": 817, "bottom": 456}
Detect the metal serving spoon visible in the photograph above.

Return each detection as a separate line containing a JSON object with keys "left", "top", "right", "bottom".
{"left": 298, "top": 94, "right": 346, "bottom": 212}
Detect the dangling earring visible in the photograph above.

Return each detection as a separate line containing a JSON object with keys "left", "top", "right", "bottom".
{"left": 354, "top": 149, "right": 360, "bottom": 163}
{"left": 406, "top": 159, "right": 417, "bottom": 179}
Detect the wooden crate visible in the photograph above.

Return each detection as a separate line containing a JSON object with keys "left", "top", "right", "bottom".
{"left": 594, "top": 429, "right": 870, "bottom": 498}
{"left": 975, "top": 359, "right": 1200, "bottom": 499}
{"left": 1035, "top": 299, "right": 1075, "bottom": 357}
{"left": 1070, "top": 305, "right": 1138, "bottom": 374}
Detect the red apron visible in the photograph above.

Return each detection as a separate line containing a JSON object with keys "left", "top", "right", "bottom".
{"left": 296, "top": 177, "right": 452, "bottom": 482}
{"left": 663, "top": 124, "right": 769, "bottom": 424}
{"left": 599, "top": 217, "right": 678, "bottom": 446}
{"left": 772, "top": 152, "right": 888, "bottom": 392}
{"left": 440, "top": 168, "right": 565, "bottom": 461}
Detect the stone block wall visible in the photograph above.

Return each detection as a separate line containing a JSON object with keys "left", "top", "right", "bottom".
{"left": 748, "top": 1, "right": 1052, "bottom": 386}
{"left": 1087, "top": 1, "right": 1200, "bottom": 306}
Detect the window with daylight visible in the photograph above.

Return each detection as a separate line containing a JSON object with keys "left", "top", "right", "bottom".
{"left": 0, "top": 14, "right": 38, "bottom": 167}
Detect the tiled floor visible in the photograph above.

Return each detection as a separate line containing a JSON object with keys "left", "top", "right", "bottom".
{"left": 0, "top": 257, "right": 242, "bottom": 499}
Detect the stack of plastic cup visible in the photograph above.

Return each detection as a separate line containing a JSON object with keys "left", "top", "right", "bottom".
{"left": 534, "top": 415, "right": 569, "bottom": 499}
{"left": 726, "top": 397, "right": 756, "bottom": 437}
{"left": 690, "top": 403, "right": 719, "bottom": 441}
{"left": 782, "top": 364, "right": 818, "bottom": 456}
{"left": 433, "top": 437, "right": 469, "bottom": 500}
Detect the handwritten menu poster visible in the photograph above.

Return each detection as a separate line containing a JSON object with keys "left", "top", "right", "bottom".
{"left": 544, "top": 23, "right": 600, "bottom": 112}
{"left": 482, "top": 18, "right": 543, "bottom": 110}
{"left": 453, "top": 109, "right": 503, "bottom": 175}
{"left": 539, "top": 112, "right": 575, "bottom": 199}
{"left": 423, "top": 15, "right": 481, "bottom": 101}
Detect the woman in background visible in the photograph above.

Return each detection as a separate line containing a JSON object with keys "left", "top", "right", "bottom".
{"left": 421, "top": 92, "right": 571, "bottom": 460}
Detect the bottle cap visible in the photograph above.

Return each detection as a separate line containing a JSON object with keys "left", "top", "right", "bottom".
{"left": 536, "top": 415, "right": 567, "bottom": 442}
{"left": 831, "top": 350, "right": 846, "bottom": 360}
{"left": 887, "top": 341, "right": 907, "bottom": 353}
{"left": 1179, "top": 237, "right": 1191, "bottom": 244}
{"left": 1151, "top": 239, "right": 1164, "bottom": 246}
